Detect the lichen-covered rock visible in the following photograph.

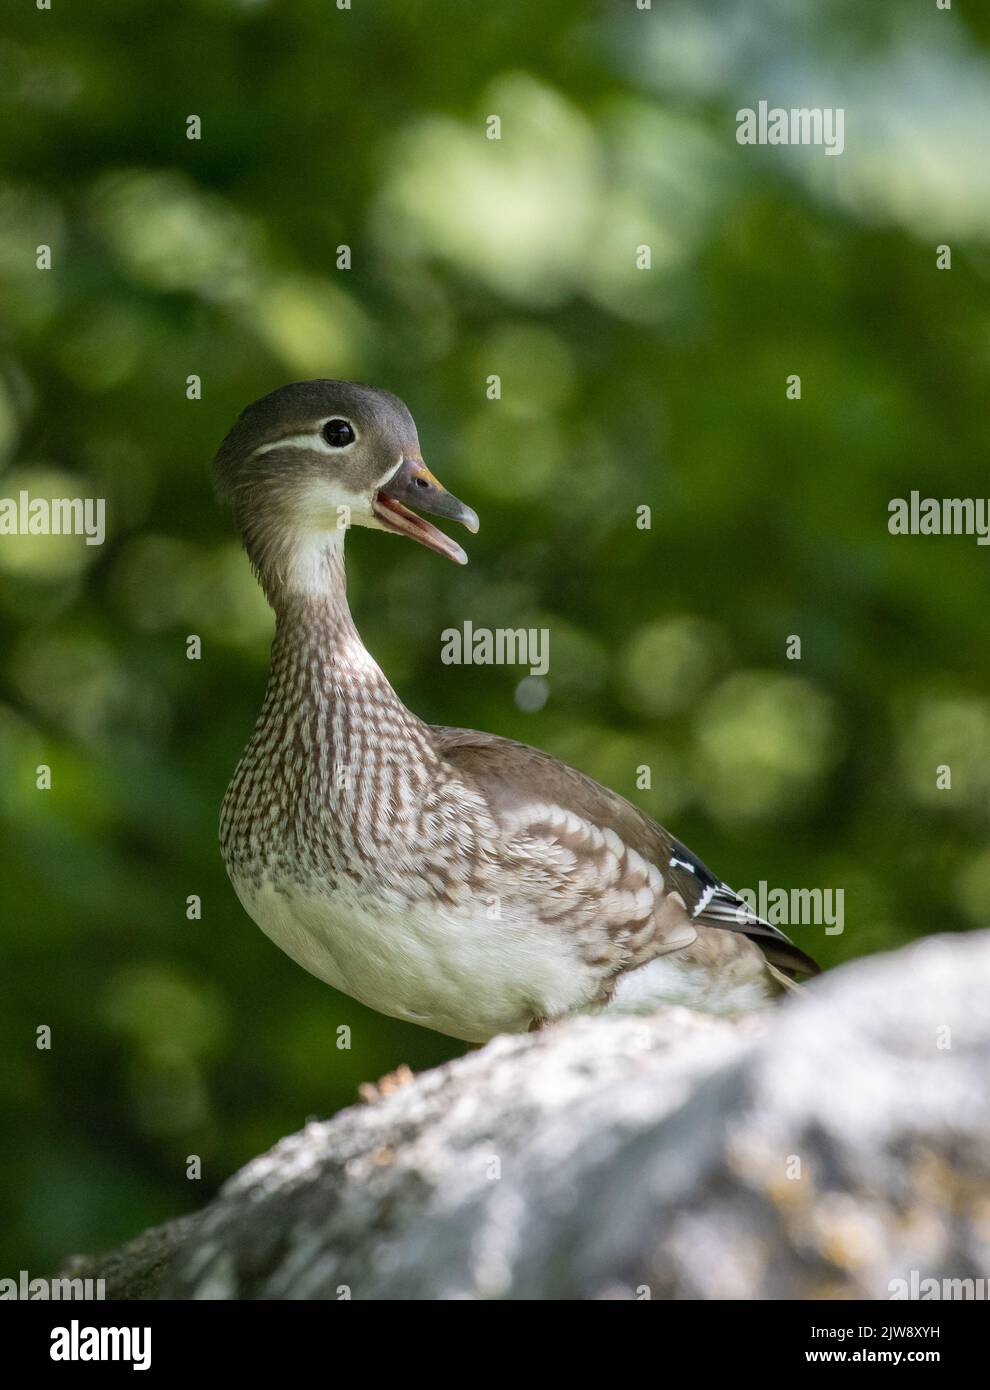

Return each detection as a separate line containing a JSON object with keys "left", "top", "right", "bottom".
{"left": 66, "top": 932, "right": 990, "bottom": 1299}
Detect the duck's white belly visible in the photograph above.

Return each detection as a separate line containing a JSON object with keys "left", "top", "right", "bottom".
{"left": 232, "top": 873, "right": 777, "bottom": 1042}
{"left": 232, "top": 875, "right": 601, "bottom": 1043}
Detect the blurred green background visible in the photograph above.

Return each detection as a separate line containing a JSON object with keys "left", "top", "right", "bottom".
{"left": 2, "top": 0, "right": 989, "bottom": 1276}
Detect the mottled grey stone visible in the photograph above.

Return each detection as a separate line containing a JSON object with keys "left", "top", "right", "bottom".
{"left": 65, "top": 932, "right": 990, "bottom": 1300}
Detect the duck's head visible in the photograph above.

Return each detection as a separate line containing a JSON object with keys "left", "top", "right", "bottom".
{"left": 213, "top": 379, "right": 478, "bottom": 595}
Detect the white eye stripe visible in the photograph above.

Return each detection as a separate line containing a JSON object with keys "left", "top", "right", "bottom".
{"left": 254, "top": 432, "right": 331, "bottom": 457}
{"left": 254, "top": 419, "right": 359, "bottom": 458}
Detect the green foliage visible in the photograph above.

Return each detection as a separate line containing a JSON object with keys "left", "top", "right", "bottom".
{"left": 2, "top": 0, "right": 988, "bottom": 1272}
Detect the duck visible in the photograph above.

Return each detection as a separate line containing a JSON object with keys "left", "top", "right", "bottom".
{"left": 214, "top": 380, "right": 820, "bottom": 1044}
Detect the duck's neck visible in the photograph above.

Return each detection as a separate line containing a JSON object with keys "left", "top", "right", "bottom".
{"left": 223, "top": 535, "right": 440, "bottom": 881}
{"left": 271, "top": 537, "right": 366, "bottom": 674}
{"left": 267, "top": 535, "right": 436, "bottom": 765}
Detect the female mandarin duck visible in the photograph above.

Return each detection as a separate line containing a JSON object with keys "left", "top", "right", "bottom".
{"left": 215, "top": 380, "right": 819, "bottom": 1043}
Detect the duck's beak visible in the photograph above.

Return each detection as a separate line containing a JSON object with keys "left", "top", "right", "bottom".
{"left": 373, "top": 456, "right": 479, "bottom": 565}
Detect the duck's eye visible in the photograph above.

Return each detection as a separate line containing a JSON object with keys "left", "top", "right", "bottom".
{"left": 322, "top": 418, "right": 356, "bottom": 448}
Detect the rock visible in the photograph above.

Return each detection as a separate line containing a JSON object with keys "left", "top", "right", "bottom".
{"left": 65, "top": 932, "right": 990, "bottom": 1299}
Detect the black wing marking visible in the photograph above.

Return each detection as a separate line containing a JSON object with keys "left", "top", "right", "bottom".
{"left": 667, "top": 838, "right": 821, "bottom": 978}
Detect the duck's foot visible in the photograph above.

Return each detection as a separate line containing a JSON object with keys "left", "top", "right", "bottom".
{"left": 358, "top": 1063, "right": 415, "bottom": 1104}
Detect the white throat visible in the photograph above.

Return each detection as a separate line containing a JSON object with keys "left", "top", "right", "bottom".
{"left": 285, "top": 526, "right": 347, "bottom": 598}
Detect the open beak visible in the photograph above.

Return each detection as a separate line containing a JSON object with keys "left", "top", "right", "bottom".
{"left": 373, "top": 457, "right": 479, "bottom": 565}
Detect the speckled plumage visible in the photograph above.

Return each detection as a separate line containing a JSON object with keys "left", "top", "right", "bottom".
{"left": 216, "top": 381, "right": 819, "bottom": 1042}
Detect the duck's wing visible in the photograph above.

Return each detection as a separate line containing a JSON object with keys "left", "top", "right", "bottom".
{"left": 432, "top": 725, "right": 820, "bottom": 980}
